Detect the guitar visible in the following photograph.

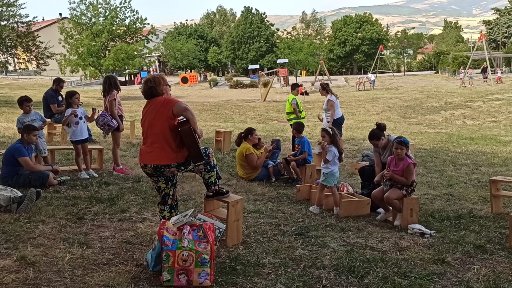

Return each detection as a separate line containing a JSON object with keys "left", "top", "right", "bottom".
{"left": 177, "top": 117, "right": 205, "bottom": 164}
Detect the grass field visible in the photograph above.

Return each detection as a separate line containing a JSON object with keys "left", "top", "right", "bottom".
{"left": 1, "top": 75, "right": 512, "bottom": 287}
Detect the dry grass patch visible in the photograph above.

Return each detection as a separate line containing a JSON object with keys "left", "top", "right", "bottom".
{"left": 0, "top": 75, "right": 512, "bottom": 287}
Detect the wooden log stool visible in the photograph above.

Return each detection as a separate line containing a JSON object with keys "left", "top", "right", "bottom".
{"left": 490, "top": 176, "right": 512, "bottom": 214}
{"left": 214, "top": 129, "right": 233, "bottom": 153}
{"left": 203, "top": 193, "right": 243, "bottom": 247}
{"left": 299, "top": 163, "right": 317, "bottom": 185}
{"left": 391, "top": 196, "right": 419, "bottom": 229}
{"left": 46, "top": 122, "right": 67, "bottom": 145}
{"left": 48, "top": 145, "right": 104, "bottom": 171}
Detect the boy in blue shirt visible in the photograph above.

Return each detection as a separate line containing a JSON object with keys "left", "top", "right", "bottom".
{"left": 1, "top": 124, "right": 61, "bottom": 189}
{"left": 283, "top": 121, "right": 313, "bottom": 184}
{"left": 16, "top": 95, "right": 49, "bottom": 164}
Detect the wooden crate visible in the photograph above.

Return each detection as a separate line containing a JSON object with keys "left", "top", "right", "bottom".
{"left": 48, "top": 145, "right": 104, "bottom": 171}
{"left": 490, "top": 176, "right": 512, "bottom": 214}
{"left": 391, "top": 196, "right": 419, "bottom": 229}
{"left": 214, "top": 129, "right": 233, "bottom": 153}
{"left": 299, "top": 164, "right": 317, "bottom": 185}
{"left": 46, "top": 122, "right": 67, "bottom": 145}
{"left": 296, "top": 184, "right": 312, "bottom": 201}
{"left": 203, "top": 193, "right": 243, "bottom": 247}
{"left": 339, "top": 193, "right": 371, "bottom": 217}
{"left": 349, "top": 161, "right": 369, "bottom": 174}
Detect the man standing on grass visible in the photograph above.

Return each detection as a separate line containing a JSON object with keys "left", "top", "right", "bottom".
{"left": 285, "top": 83, "right": 306, "bottom": 151}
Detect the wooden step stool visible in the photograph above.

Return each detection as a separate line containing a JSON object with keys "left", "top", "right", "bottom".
{"left": 203, "top": 193, "right": 243, "bottom": 247}
{"left": 214, "top": 129, "right": 232, "bottom": 153}
{"left": 300, "top": 164, "right": 317, "bottom": 185}
{"left": 48, "top": 145, "right": 104, "bottom": 171}
{"left": 296, "top": 184, "right": 318, "bottom": 201}
{"left": 46, "top": 122, "right": 67, "bottom": 145}
{"left": 490, "top": 176, "right": 512, "bottom": 214}
{"left": 391, "top": 196, "right": 419, "bottom": 229}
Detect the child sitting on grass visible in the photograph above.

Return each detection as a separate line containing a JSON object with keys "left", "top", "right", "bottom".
{"left": 371, "top": 136, "right": 417, "bottom": 227}
{"left": 253, "top": 138, "right": 282, "bottom": 182}
{"left": 282, "top": 122, "right": 313, "bottom": 185}
{"left": 16, "top": 95, "right": 49, "bottom": 165}
{"left": 309, "top": 127, "right": 344, "bottom": 214}
{"left": 62, "top": 90, "right": 98, "bottom": 179}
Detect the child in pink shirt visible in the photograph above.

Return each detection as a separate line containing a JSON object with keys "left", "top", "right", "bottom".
{"left": 371, "top": 136, "right": 416, "bottom": 226}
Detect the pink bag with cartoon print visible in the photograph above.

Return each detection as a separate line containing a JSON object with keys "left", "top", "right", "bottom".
{"left": 158, "top": 220, "right": 216, "bottom": 287}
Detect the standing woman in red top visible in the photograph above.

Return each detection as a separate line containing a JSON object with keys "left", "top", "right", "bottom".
{"left": 139, "top": 74, "right": 229, "bottom": 220}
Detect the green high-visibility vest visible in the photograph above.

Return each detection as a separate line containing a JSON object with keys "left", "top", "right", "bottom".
{"left": 285, "top": 94, "right": 306, "bottom": 124}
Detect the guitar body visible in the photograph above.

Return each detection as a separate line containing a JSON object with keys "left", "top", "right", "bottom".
{"left": 177, "top": 117, "right": 205, "bottom": 164}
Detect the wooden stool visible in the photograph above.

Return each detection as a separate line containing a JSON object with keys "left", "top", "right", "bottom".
{"left": 48, "top": 145, "right": 104, "bottom": 171}
{"left": 490, "top": 176, "right": 512, "bottom": 214}
{"left": 391, "top": 196, "right": 419, "bottom": 229}
{"left": 339, "top": 193, "right": 371, "bottom": 217}
{"left": 296, "top": 184, "right": 318, "bottom": 201}
{"left": 310, "top": 187, "right": 322, "bottom": 205}
{"left": 313, "top": 152, "right": 322, "bottom": 167}
{"left": 214, "top": 129, "right": 233, "bottom": 153}
{"left": 203, "top": 193, "right": 243, "bottom": 247}
{"left": 300, "top": 164, "right": 317, "bottom": 185}
{"left": 46, "top": 122, "right": 67, "bottom": 145}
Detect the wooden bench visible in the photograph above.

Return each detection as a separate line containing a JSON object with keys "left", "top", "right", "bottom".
{"left": 46, "top": 122, "right": 67, "bottom": 145}
{"left": 296, "top": 184, "right": 317, "bottom": 201}
{"left": 203, "top": 193, "right": 243, "bottom": 247}
{"left": 214, "top": 129, "right": 232, "bottom": 153}
{"left": 48, "top": 145, "right": 104, "bottom": 171}
{"left": 490, "top": 176, "right": 512, "bottom": 214}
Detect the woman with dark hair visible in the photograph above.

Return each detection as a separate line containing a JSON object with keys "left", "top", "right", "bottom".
{"left": 318, "top": 82, "right": 344, "bottom": 137}
{"left": 138, "top": 74, "right": 229, "bottom": 220}
{"left": 358, "top": 122, "right": 396, "bottom": 210}
{"left": 235, "top": 127, "right": 280, "bottom": 182}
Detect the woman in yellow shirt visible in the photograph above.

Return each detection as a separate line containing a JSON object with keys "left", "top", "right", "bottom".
{"left": 235, "top": 127, "right": 277, "bottom": 181}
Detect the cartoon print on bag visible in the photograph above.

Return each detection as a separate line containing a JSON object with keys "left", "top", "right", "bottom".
{"left": 176, "top": 269, "right": 193, "bottom": 286}
{"left": 177, "top": 250, "right": 194, "bottom": 268}
{"left": 198, "top": 269, "right": 211, "bottom": 286}
{"left": 197, "top": 253, "right": 210, "bottom": 267}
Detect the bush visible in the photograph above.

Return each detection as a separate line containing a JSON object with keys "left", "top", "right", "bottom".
{"left": 225, "top": 74, "right": 234, "bottom": 83}
{"left": 228, "top": 80, "right": 259, "bottom": 89}
{"left": 208, "top": 77, "right": 218, "bottom": 88}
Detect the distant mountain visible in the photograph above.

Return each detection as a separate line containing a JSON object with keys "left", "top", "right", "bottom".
{"left": 157, "top": 0, "right": 507, "bottom": 38}
{"left": 265, "top": 0, "right": 507, "bottom": 37}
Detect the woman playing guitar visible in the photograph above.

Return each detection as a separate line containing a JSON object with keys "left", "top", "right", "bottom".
{"left": 139, "top": 74, "right": 229, "bottom": 220}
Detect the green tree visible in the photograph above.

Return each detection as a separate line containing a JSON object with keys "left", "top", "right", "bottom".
{"left": 200, "top": 5, "right": 237, "bottom": 74}
{"left": 160, "top": 22, "right": 217, "bottom": 72}
{"left": 59, "top": 0, "right": 151, "bottom": 78}
{"left": 224, "top": 6, "right": 277, "bottom": 72}
{"left": 432, "top": 19, "right": 468, "bottom": 73}
{"left": 0, "top": 0, "right": 53, "bottom": 73}
{"left": 327, "top": 13, "right": 389, "bottom": 74}
{"left": 277, "top": 10, "right": 327, "bottom": 74}
{"left": 483, "top": 0, "right": 512, "bottom": 51}
{"left": 389, "top": 28, "right": 426, "bottom": 73}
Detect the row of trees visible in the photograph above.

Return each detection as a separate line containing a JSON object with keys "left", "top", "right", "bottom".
{"left": 3, "top": 0, "right": 512, "bottom": 77}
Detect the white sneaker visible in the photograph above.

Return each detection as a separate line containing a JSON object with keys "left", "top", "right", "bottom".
{"left": 394, "top": 213, "right": 402, "bottom": 227}
{"left": 78, "top": 171, "right": 90, "bottom": 179}
{"left": 376, "top": 210, "right": 392, "bottom": 221}
{"left": 376, "top": 208, "right": 384, "bottom": 214}
{"left": 86, "top": 170, "right": 98, "bottom": 178}
{"left": 309, "top": 205, "right": 320, "bottom": 214}
{"left": 333, "top": 207, "right": 340, "bottom": 215}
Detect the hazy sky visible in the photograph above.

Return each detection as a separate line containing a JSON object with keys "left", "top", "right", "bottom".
{"left": 24, "top": 0, "right": 397, "bottom": 25}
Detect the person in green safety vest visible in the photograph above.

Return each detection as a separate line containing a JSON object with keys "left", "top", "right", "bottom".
{"left": 285, "top": 83, "right": 306, "bottom": 151}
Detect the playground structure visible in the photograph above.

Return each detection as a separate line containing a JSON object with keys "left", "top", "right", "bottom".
{"left": 179, "top": 72, "right": 199, "bottom": 87}
{"left": 369, "top": 45, "right": 394, "bottom": 77}
{"left": 311, "top": 60, "right": 332, "bottom": 85}
{"left": 277, "top": 59, "right": 290, "bottom": 87}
